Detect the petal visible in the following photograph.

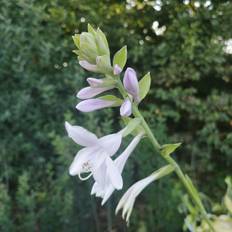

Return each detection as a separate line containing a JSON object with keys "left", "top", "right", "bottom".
{"left": 65, "top": 121, "right": 98, "bottom": 146}
{"left": 113, "top": 64, "right": 122, "bottom": 75}
{"left": 79, "top": 60, "right": 98, "bottom": 72}
{"left": 69, "top": 147, "right": 96, "bottom": 176}
{"left": 120, "top": 98, "right": 132, "bottom": 117}
{"left": 91, "top": 182, "right": 98, "bottom": 195}
{"left": 76, "top": 99, "right": 115, "bottom": 112}
{"left": 106, "top": 157, "right": 123, "bottom": 190}
{"left": 92, "top": 150, "right": 108, "bottom": 171}
{"left": 115, "top": 187, "right": 133, "bottom": 214}
{"left": 91, "top": 182, "right": 105, "bottom": 198}
{"left": 123, "top": 198, "right": 135, "bottom": 221}
{"left": 101, "top": 185, "right": 115, "bottom": 205}
{"left": 87, "top": 78, "right": 104, "bottom": 88}
{"left": 93, "top": 161, "right": 107, "bottom": 189}
{"left": 123, "top": 67, "right": 139, "bottom": 101}
{"left": 98, "top": 133, "right": 122, "bottom": 156}
{"left": 115, "top": 134, "right": 142, "bottom": 173}
{"left": 77, "top": 86, "right": 112, "bottom": 100}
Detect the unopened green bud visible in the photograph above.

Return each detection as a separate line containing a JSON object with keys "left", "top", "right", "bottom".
{"left": 95, "top": 28, "right": 110, "bottom": 55}
{"left": 96, "top": 55, "right": 112, "bottom": 74}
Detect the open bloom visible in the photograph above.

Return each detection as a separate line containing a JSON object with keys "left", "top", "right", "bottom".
{"left": 91, "top": 133, "right": 143, "bottom": 205}
{"left": 65, "top": 121, "right": 123, "bottom": 189}
{"left": 116, "top": 165, "right": 174, "bottom": 223}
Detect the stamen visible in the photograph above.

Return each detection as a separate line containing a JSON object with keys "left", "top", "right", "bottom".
{"left": 78, "top": 172, "right": 93, "bottom": 181}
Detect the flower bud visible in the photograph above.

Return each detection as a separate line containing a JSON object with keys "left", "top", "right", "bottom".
{"left": 87, "top": 78, "right": 104, "bottom": 88}
{"left": 120, "top": 98, "right": 132, "bottom": 117}
{"left": 76, "top": 99, "right": 115, "bottom": 112}
{"left": 113, "top": 64, "right": 122, "bottom": 75}
{"left": 77, "top": 86, "right": 113, "bottom": 100}
{"left": 123, "top": 67, "right": 140, "bottom": 102}
{"left": 79, "top": 60, "right": 98, "bottom": 72}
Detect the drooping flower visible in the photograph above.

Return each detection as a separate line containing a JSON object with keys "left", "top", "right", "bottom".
{"left": 116, "top": 165, "right": 174, "bottom": 223}
{"left": 91, "top": 133, "right": 143, "bottom": 205}
{"left": 65, "top": 121, "right": 123, "bottom": 189}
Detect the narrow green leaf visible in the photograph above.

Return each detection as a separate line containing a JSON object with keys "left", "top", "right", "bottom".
{"left": 122, "top": 118, "right": 142, "bottom": 137}
{"left": 113, "top": 46, "right": 127, "bottom": 70}
{"left": 139, "top": 72, "right": 151, "bottom": 101}
{"left": 160, "top": 143, "right": 181, "bottom": 156}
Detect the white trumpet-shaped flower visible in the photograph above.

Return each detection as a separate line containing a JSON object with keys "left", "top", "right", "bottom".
{"left": 91, "top": 133, "right": 143, "bottom": 205}
{"left": 116, "top": 165, "right": 174, "bottom": 224}
{"left": 65, "top": 121, "right": 123, "bottom": 189}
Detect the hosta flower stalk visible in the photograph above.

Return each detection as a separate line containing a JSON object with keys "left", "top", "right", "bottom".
{"left": 65, "top": 24, "right": 216, "bottom": 231}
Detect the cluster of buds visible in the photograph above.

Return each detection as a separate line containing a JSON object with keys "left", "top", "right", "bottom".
{"left": 65, "top": 24, "right": 176, "bottom": 224}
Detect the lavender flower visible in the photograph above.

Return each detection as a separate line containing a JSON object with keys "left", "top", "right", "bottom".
{"left": 123, "top": 67, "right": 140, "bottom": 102}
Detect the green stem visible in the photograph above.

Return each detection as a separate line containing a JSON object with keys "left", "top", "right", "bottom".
{"left": 116, "top": 81, "right": 215, "bottom": 232}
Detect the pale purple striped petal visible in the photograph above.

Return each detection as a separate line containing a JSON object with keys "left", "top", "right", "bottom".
{"left": 98, "top": 133, "right": 122, "bottom": 156}
{"left": 120, "top": 98, "right": 132, "bottom": 116}
{"left": 87, "top": 78, "right": 104, "bottom": 87}
{"left": 76, "top": 99, "right": 115, "bottom": 112}
{"left": 79, "top": 60, "right": 98, "bottom": 72}
{"left": 77, "top": 86, "right": 112, "bottom": 99}
{"left": 123, "top": 67, "right": 139, "bottom": 101}
{"left": 113, "top": 64, "right": 122, "bottom": 75}
{"left": 106, "top": 157, "right": 123, "bottom": 190}
{"left": 65, "top": 121, "right": 98, "bottom": 146}
{"left": 115, "top": 134, "right": 142, "bottom": 173}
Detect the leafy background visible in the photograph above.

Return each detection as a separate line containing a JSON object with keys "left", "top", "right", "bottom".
{"left": 0, "top": 0, "right": 231, "bottom": 231}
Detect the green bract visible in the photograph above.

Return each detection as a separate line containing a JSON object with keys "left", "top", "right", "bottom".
{"left": 139, "top": 72, "right": 151, "bottom": 101}
{"left": 113, "top": 46, "right": 127, "bottom": 70}
{"left": 160, "top": 143, "right": 182, "bottom": 156}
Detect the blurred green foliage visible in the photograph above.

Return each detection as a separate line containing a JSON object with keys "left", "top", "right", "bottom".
{"left": 0, "top": 0, "right": 231, "bottom": 231}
